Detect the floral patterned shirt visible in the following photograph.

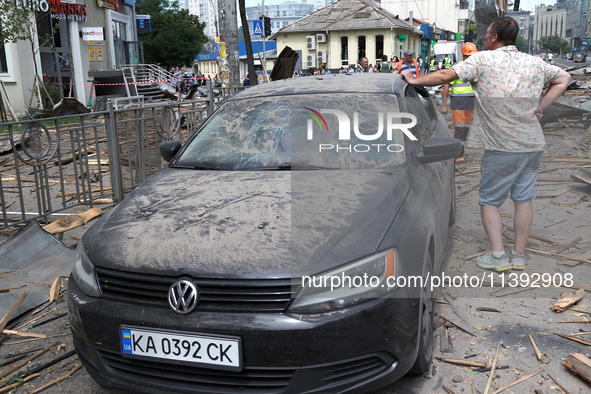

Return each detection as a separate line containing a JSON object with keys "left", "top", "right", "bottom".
{"left": 453, "top": 45, "right": 562, "bottom": 152}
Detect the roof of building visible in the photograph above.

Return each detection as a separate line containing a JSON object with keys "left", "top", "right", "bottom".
{"left": 272, "top": 0, "right": 421, "bottom": 36}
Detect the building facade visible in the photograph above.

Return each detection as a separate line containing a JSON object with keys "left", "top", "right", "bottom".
{"left": 246, "top": 2, "right": 315, "bottom": 38}
{"left": 1, "top": 0, "right": 138, "bottom": 115}
{"left": 507, "top": 9, "right": 534, "bottom": 42}
{"left": 533, "top": 4, "right": 568, "bottom": 51}
{"left": 381, "top": 0, "right": 471, "bottom": 35}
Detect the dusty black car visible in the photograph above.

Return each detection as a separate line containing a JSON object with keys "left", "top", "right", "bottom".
{"left": 68, "top": 74, "right": 460, "bottom": 393}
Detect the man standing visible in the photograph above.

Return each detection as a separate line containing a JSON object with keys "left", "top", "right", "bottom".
{"left": 441, "top": 42, "right": 478, "bottom": 163}
{"left": 355, "top": 57, "right": 370, "bottom": 73}
{"left": 395, "top": 50, "right": 421, "bottom": 77}
{"left": 443, "top": 54, "right": 452, "bottom": 69}
{"left": 401, "top": 17, "right": 571, "bottom": 272}
{"left": 430, "top": 55, "right": 438, "bottom": 73}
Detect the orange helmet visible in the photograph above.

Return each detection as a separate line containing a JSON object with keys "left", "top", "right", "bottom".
{"left": 461, "top": 42, "right": 478, "bottom": 55}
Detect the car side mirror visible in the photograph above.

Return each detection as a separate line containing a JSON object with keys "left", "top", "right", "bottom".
{"left": 417, "top": 137, "right": 461, "bottom": 165}
{"left": 159, "top": 141, "right": 182, "bottom": 162}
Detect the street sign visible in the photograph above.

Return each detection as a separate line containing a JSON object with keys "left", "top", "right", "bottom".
{"left": 253, "top": 20, "right": 263, "bottom": 36}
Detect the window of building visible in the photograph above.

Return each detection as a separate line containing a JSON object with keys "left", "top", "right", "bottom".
{"left": 459, "top": 0, "right": 468, "bottom": 10}
{"left": 341, "top": 36, "right": 348, "bottom": 61}
{"left": 375, "top": 35, "right": 384, "bottom": 62}
{"left": 357, "top": 36, "right": 366, "bottom": 61}
{"left": 0, "top": 45, "right": 7, "bottom": 73}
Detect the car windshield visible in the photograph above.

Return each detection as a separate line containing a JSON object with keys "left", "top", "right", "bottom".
{"left": 174, "top": 94, "right": 407, "bottom": 170}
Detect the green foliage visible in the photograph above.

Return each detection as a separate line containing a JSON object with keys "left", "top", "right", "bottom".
{"left": 463, "top": 24, "right": 477, "bottom": 41}
{"left": 540, "top": 35, "right": 571, "bottom": 55}
{"left": 39, "top": 80, "right": 62, "bottom": 109}
{"left": 0, "top": 1, "right": 30, "bottom": 44}
{"left": 515, "top": 34, "right": 528, "bottom": 53}
{"left": 138, "top": 0, "right": 208, "bottom": 69}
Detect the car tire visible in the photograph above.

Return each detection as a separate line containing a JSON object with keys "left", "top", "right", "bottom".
{"left": 408, "top": 253, "right": 434, "bottom": 374}
{"left": 449, "top": 162, "right": 456, "bottom": 227}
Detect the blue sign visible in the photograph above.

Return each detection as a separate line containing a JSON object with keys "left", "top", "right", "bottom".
{"left": 582, "top": 46, "right": 586, "bottom": 50}
{"left": 136, "top": 15, "right": 152, "bottom": 34}
{"left": 253, "top": 20, "right": 263, "bottom": 36}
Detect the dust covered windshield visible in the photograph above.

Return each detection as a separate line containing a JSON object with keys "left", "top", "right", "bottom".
{"left": 174, "top": 94, "right": 407, "bottom": 170}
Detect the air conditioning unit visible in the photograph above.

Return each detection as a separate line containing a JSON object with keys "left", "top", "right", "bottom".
{"left": 306, "top": 36, "right": 316, "bottom": 50}
{"left": 317, "top": 33, "right": 327, "bottom": 43}
{"left": 317, "top": 50, "right": 327, "bottom": 64}
{"left": 306, "top": 54, "right": 316, "bottom": 68}
{"left": 341, "top": 59, "right": 349, "bottom": 67}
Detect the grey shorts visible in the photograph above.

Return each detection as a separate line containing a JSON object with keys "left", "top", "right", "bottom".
{"left": 479, "top": 150, "right": 544, "bottom": 207}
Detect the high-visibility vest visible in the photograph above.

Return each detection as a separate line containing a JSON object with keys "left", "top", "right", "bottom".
{"left": 379, "top": 62, "right": 391, "bottom": 72}
{"left": 443, "top": 57, "right": 452, "bottom": 68}
{"left": 430, "top": 59, "right": 438, "bottom": 71}
{"left": 395, "top": 59, "right": 421, "bottom": 77}
{"left": 449, "top": 62, "right": 474, "bottom": 97}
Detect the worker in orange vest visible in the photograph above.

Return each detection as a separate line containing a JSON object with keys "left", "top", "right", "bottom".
{"left": 395, "top": 50, "right": 421, "bottom": 77}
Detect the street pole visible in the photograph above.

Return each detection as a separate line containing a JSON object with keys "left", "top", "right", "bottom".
{"left": 218, "top": 0, "right": 240, "bottom": 91}
{"left": 262, "top": 0, "right": 266, "bottom": 80}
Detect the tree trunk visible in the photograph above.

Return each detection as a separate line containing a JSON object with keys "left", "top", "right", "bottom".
{"left": 239, "top": 0, "right": 257, "bottom": 86}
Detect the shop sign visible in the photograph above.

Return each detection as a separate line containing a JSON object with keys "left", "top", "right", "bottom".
{"left": 82, "top": 27, "right": 104, "bottom": 41}
{"left": 97, "top": 0, "right": 119, "bottom": 12}
{"left": 15, "top": 0, "right": 88, "bottom": 22}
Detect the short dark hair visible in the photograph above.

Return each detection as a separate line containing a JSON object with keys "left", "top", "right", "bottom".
{"left": 489, "top": 16, "right": 519, "bottom": 45}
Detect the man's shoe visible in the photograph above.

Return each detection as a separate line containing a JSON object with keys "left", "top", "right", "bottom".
{"left": 508, "top": 249, "right": 526, "bottom": 270}
{"left": 476, "top": 252, "right": 511, "bottom": 271}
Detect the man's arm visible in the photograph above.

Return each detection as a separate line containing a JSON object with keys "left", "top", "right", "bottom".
{"left": 401, "top": 68, "right": 459, "bottom": 86}
{"left": 534, "top": 70, "right": 572, "bottom": 120}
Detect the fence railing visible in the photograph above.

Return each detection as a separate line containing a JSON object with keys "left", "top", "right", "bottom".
{"left": 0, "top": 94, "right": 222, "bottom": 231}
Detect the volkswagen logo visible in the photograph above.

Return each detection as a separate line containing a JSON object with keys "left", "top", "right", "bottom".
{"left": 168, "top": 279, "right": 198, "bottom": 314}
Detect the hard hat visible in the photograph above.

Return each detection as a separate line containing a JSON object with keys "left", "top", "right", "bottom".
{"left": 461, "top": 42, "right": 478, "bottom": 55}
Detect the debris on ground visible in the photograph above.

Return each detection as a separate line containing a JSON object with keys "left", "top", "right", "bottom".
{"left": 553, "top": 288, "right": 585, "bottom": 312}
{"left": 563, "top": 353, "right": 591, "bottom": 386}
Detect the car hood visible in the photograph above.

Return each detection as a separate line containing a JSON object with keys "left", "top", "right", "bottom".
{"left": 86, "top": 166, "right": 410, "bottom": 279}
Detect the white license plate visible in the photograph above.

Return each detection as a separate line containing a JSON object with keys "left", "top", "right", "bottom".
{"left": 120, "top": 326, "right": 242, "bottom": 371}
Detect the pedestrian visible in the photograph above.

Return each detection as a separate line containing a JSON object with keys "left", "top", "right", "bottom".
{"left": 417, "top": 56, "right": 423, "bottom": 71}
{"left": 540, "top": 52, "right": 546, "bottom": 62}
{"left": 442, "top": 54, "right": 452, "bottom": 69}
{"left": 394, "top": 50, "right": 421, "bottom": 77}
{"left": 339, "top": 67, "right": 345, "bottom": 74}
{"left": 429, "top": 55, "right": 438, "bottom": 73}
{"left": 548, "top": 52, "right": 554, "bottom": 64}
{"left": 355, "top": 57, "right": 370, "bottom": 73}
{"left": 347, "top": 64, "right": 355, "bottom": 74}
{"left": 401, "top": 16, "right": 571, "bottom": 272}
{"left": 379, "top": 55, "right": 391, "bottom": 73}
{"left": 440, "top": 42, "right": 478, "bottom": 163}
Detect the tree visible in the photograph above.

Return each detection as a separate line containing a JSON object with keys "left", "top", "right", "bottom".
{"left": 540, "top": 35, "right": 571, "bottom": 55}
{"left": 463, "top": 24, "right": 477, "bottom": 43}
{"left": 239, "top": 0, "right": 257, "bottom": 86}
{"left": 138, "top": 0, "right": 207, "bottom": 69}
{"left": 515, "top": 34, "right": 528, "bottom": 53}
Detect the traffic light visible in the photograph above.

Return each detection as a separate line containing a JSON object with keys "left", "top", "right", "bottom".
{"left": 264, "top": 17, "right": 272, "bottom": 37}
{"left": 513, "top": 0, "right": 520, "bottom": 11}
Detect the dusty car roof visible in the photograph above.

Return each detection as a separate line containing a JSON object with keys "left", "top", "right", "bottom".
{"left": 231, "top": 74, "right": 402, "bottom": 100}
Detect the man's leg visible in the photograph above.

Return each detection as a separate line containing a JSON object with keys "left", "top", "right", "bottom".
{"left": 481, "top": 205, "right": 505, "bottom": 252}
{"left": 513, "top": 201, "right": 533, "bottom": 254}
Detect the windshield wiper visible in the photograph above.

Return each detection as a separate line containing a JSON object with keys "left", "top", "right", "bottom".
{"left": 247, "top": 165, "right": 337, "bottom": 171}
{"left": 172, "top": 165, "right": 219, "bottom": 170}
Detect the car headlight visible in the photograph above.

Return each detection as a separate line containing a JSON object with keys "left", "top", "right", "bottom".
{"left": 72, "top": 242, "right": 101, "bottom": 297}
{"left": 288, "top": 249, "right": 397, "bottom": 313}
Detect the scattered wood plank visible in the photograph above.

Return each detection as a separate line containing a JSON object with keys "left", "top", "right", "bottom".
{"left": 440, "top": 316, "right": 478, "bottom": 337}
{"left": 495, "top": 286, "right": 534, "bottom": 297}
{"left": 434, "top": 357, "right": 486, "bottom": 368}
{"left": 554, "top": 332, "right": 591, "bottom": 346}
{"left": 563, "top": 353, "right": 591, "bottom": 386}
{"left": 505, "top": 226, "right": 560, "bottom": 246}
{"left": 460, "top": 182, "right": 480, "bottom": 197}
{"left": 31, "top": 312, "right": 67, "bottom": 328}
{"left": 490, "top": 369, "right": 544, "bottom": 394}
{"left": 537, "top": 177, "right": 574, "bottom": 182}
{"left": 0, "top": 292, "right": 28, "bottom": 333}
{"left": 42, "top": 207, "right": 102, "bottom": 234}
{"left": 557, "top": 237, "right": 584, "bottom": 254}
{"left": 0, "top": 341, "right": 58, "bottom": 379}
{"left": 12, "top": 309, "right": 55, "bottom": 331}
{"left": 536, "top": 189, "right": 569, "bottom": 198}
{"left": 548, "top": 373, "right": 572, "bottom": 394}
{"left": 484, "top": 344, "right": 500, "bottom": 394}
{"left": 0, "top": 373, "right": 40, "bottom": 394}
{"left": 529, "top": 334, "right": 544, "bottom": 361}
{"left": 442, "top": 385, "right": 456, "bottom": 394}
{"left": 557, "top": 320, "right": 591, "bottom": 323}
{"left": 1, "top": 330, "right": 46, "bottom": 338}
{"left": 553, "top": 288, "right": 585, "bottom": 312}
{"left": 49, "top": 276, "right": 61, "bottom": 303}
{"left": 525, "top": 247, "right": 591, "bottom": 265}
{"left": 28, "top": 363, "right": 83, "bottom": 394}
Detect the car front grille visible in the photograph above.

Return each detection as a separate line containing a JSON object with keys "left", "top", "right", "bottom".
{"left": 97, "top": 348, "right": 296, "bottom": 394}
{"left": 95, "top": 267, "right": 293, "bottom": 312}
{"left": 318, "top": 356, "right": 390, "bottom": 384}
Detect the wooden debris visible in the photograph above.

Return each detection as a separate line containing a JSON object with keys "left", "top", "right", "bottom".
{"left": 28, "top": 363, "right": 83, "bottom": 394}
{"left": 0, "top": 341, "right": 58, "bottom": 379}
{"left": 1, "top": 330, "right": 46, "bottom": 338}
{"left": 495, "top": 286, "right": 534, "bottom": 297}
{"left": 525, "top": 247, "right": 591, "bottom": 265}
{"left": 548, "top": 373, "right": 572, "bottom": 394}
{"left": 554, "top": 332, "right": 591, "bottom": 346}
{"left": 434, "top": 357, "right": 486, "bottom": 368}
{"left": 476, "top": 307, "right": 500, "bottom": 313}
{"left": 504, "top": 226, "right": 560, "bottom": 245}
{"left": 49, "top": 276, "right": 61, "bottom": 303}
{"left": 0, "top": 286, "right": 24, "bottom": 293}
{"left": 0, "top": 373, "right": 40, "bottom": 394}
{"left": 483, "top": 344, "right": 500, "bottom": 394}
{"left": 553, "top": 288, "right": 585, "bottom": 312}
{"left": 529, "top": 334, "right": 544, "bottom": 361}
{"left": 42, "top": 207, "right": 101, "bottom": 234}
{"left": 557, "top": 319, "right": 591, "bottom": 323}
{"left": 563, "top": 353, "right": 591, "bottom": 386}
{"left": 442, "top": 385, "right": 456, "bottom": 394}
{"left": 440, "top": 316, "right": 477, "bottom": 337}
{"left": 440, "top": 326, "right": 451, "bottom": 353}
{"left": 490, "top": 369, "right": 544, "bottom": 394}
{"left": 0, "top": 292, "right": 28, "bottom": 333}
{"left": 31, "top": 312, "right": 67, "bottom": 328}
{"left": 557, "top": 237, "right": 584, "bottom": 254}
{"left": 536, "top": 189, "right": 568, "bottom": 198}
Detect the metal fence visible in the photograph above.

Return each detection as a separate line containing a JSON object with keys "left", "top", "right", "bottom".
{"left": 0, "top": 91, "right": 227, "bottom": 232}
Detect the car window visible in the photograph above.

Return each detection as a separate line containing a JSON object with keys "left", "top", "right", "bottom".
{"left": 404, "top": 88, "right": 432, "bottom": 152}
{"left": 174, "top": 94, "right": 407, "bottom": 170}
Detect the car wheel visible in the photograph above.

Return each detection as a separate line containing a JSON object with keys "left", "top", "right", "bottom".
{"left": 449, "top": 162, "right": 456, "bottom": 227}
{"left": 409, "top": 253, "right": 434, "bottom": 374}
